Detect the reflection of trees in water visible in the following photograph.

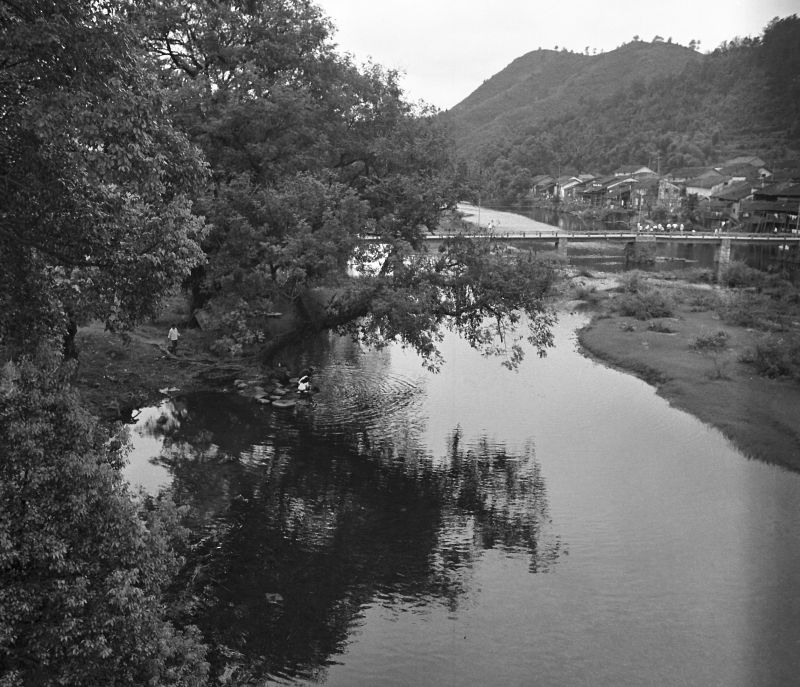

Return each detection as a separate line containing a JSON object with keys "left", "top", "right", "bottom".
{"left": 439, "top": 429, "right": 562, "bottom": 574}
{"left": 148, "top": 394, "right": 562, "bottom": 682}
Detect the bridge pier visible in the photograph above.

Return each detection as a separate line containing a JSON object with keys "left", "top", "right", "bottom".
{"left": 625, "top": 234, "right": 656, "bottom": 267}
{"left": 715, "top": 238, "right": 732, "bottom": 280}
{"left": 556, "top": 236, "right": 568, "bottom": 258}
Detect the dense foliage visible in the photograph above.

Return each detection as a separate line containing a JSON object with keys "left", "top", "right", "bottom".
{"left": 0, "top": 355, "right": 208, "bottom": 686}
{"left": 451, "top": 16, "right": 800, "bottom": 207}
{"left": 131, "top": 0, "right": 557, "bottom": 366}
{"left": 0, "top": 0, "right": 207, "bottom": 355}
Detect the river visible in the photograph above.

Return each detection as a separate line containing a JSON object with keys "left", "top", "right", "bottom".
{"left": 126, "top": 312, "right": 800, "bottom": 686}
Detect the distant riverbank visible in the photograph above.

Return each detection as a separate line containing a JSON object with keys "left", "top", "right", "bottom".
{"left": 457, "top": 203, "right": 561, "bottom": 234}
{"left": 568, "top": 270, "right": 800, "bottom": 472}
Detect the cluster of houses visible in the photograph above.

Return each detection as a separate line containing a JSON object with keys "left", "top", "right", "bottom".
{"left": 530, "top": 156, "right": 800, "bottom": 232}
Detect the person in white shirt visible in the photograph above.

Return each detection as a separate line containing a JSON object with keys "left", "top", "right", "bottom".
{"left": 168, "top": 325, "right": 180, "bottom": 354}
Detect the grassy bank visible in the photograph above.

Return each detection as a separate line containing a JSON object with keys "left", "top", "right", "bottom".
{"left": 75, "top": 266, "right": 800, "bottom": 473}
{"left": 74, "top": 292, "right": 319, "bottom": 420}
{"left": 570, "top": 266, "right": 800, "bottom": 471}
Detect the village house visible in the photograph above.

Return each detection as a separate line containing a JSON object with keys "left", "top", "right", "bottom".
{"left": 722, "top": 155, "right": 771, "bottom": 178}
{"left": 740, "top": 181, "right": 800, "bottom": 232}
{"left": 684, "top": 171, "right": 728, "bottom": 199}
{"left": 557, "top": 175, "right": 587, "bottom": 199}
{"left": 665, "top": 166, "right": 718, "bottom": 183}
{"left": 577, "top": 174, "right": 616, "bottom": 206}
{"left": 709, "top": 180, "right": 756, "bottom": 222}
{"left": 657, "top": 178, "right": 682, "bottom": 212}
{"left": 612, "top": 165, "right": 657, "bottom": 178}
{"left": 715, "top": 162, "right": 767, "bottom": 183}
{"left": 530, "top": 174, "right": 556, "bottom": 197}
{"left": 527, "top": 153, "right": 793, "bottom": 225}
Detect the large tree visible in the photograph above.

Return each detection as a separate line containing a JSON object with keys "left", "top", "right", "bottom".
{"left": 142, "top": 0, "right": 557, "bottom": 367}
{"left": 0, "top": 0, "right": 207, "bottom": 356}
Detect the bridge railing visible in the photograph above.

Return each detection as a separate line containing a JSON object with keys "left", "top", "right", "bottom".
{"left": 361, "top": 230, "right": 800, "bottom": 242}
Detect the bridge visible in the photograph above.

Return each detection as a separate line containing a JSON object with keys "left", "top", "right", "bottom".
{"left": 360, "top": 229, "right": 800, "bottom": 278}
{"left": 419, "top": 230, "right": 800, "bottom": 245}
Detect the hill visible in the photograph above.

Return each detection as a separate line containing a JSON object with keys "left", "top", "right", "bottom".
{"left": 450, "top": 41, "right": 700, "bottom": 156}
{"left": 444, "top": 16, "right": 800, "bottom": 206}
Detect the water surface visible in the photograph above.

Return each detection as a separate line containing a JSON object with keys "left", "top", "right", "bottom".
{"left": 127, "top": 313, "right": 800, "bottom": 686}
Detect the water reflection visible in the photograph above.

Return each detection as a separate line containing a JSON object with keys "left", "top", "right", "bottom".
{"left": 137, "top": 388, "right": 560, "bottom": 681}
{"left": 127, "top": 314, "right": 800, "bottom": 687}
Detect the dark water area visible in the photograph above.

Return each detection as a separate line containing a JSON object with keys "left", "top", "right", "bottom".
{"left": 127, "top": 315, "right": 800, "bottom": 686}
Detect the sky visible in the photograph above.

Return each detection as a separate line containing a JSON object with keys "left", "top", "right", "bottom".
{"left": 314, "top": 0, "right": 799, "bottom": 110}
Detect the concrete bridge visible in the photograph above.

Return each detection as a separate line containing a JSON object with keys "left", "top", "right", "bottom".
{"left": 360, "top": 230, "right": 799, "bottom": 280}
{"left": 419, "top": 230, "right": 800, "bottom": 275}
{"left": 422, "top": 230, "right": 800, "bottom": 244}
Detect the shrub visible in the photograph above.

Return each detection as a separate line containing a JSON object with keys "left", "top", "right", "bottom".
{"left": 615, "top": 288, "right": 675, "bottom": 320}
{"left": 691, "top": 330, "right": 729, "bottom": 352}
{"left": 719, "top": 261, "right": 765, "bottom": 288}
{"left": 648, "top": 320, "right": 676, "bottom": 333}
{"left": 741, "top": 334, "right": 800, "bottom": 380}
{"left": 681, "top": 288, "right": 720, "bottom": 312}
{"left": 718, "top": 291, "right": 791, "bottom": 331}
{"left": 619, "top": 270, "right": 646, "bottom": 294}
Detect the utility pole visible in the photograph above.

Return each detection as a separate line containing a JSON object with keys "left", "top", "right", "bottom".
{"left": 795, "top": 200, "right": 799, "bottom": 233}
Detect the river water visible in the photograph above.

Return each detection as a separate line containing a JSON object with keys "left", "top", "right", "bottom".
{"left": 126, "top": 312, "right": 800, "bottom": 687}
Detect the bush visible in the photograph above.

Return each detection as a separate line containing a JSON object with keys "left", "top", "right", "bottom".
{"left": 615, "top": 287, "right": 675, "bottom": 320}
{"left": 718, "top": 291, "right": 791, "bottom": 331}
{"left": 741, "top": 334, "right": 800, "bottom": 380}
{"left": 718, "top": 261, "right": 765, "bottom": 288}
{"left": 648, "top": 320, "right": 676, "bottom": 333}
{"left": 619, "top": 270, "right": 646, "bottom": 294}
{"left": 691, "top": 330, "right": 729, "bottom": 352}
{"left": 680, "top": 288, "right": 720, "bottom": 312}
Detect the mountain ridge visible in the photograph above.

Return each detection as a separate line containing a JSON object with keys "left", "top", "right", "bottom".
{"left": 446, "top": 41, "right": 701, "bottom": 157}
{"left": 442, "top": 16, "right": 800, "bottom": 206}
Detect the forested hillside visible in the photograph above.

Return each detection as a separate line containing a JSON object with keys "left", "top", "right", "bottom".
{"left": 447, "top": 16, "right": 800, "bottom": 207}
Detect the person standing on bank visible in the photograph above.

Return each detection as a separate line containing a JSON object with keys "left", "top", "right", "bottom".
{"left": 168, "top": 324, "right": 180, "bottom": 354}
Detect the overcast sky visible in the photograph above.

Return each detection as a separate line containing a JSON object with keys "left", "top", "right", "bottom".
{"left": 315, "top": 0, "right": 798, "bottom": 110}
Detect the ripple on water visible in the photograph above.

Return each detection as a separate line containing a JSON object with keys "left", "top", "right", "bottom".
{"left": 302, "top": 361, "right": 426, "bottom": 440}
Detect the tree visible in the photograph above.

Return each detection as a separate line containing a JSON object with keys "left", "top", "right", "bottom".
{"left": 760, "top": 14, "right": 800, "bottom": 123}
{"left": 0, "top": 0, "right": 208, "bottom": 356}
{"left": 142, "top": 0, "right": 557, "bottom": 368}
{"left": 0, "top": 354, "right": 209, "bottom": 685}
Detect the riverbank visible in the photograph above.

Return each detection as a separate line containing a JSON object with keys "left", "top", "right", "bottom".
{"left": 74, "top": 290, "right": 320, "bottom": 420}
{"left": 74, "top": 270, "right": 800, "bottom": 473}
{"left": 569, "top": 269, "right": 800, "bottom": 472}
